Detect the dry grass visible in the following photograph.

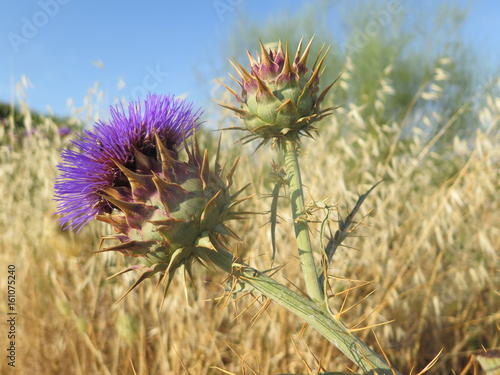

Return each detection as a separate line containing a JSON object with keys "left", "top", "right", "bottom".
{"left": 0, "top": 63, "right": 499, "bottom": 375}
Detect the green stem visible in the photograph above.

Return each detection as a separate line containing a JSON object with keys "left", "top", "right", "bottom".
{"left": 203, "top": 245, "right": 400, "bottom": 375}
{"left": 284, "top": 140, "right": 323, "bottom": 303}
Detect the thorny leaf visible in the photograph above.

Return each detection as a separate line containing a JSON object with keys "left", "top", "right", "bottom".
{"left": 318, "top": 180, "right": 383, "bottom": 289}
{"left": 268, "top": 161, "right": 287, "bottom": 263}
{"left": 270, "top": 182, "right": 280, "bottom": 263}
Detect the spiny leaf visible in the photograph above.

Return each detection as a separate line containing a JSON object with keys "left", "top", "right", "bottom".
{"left": 270, "top": 181, "right": 281, "bottom": 263}
{"left": 318, "top": 180, "right": 384, "bottom": 288}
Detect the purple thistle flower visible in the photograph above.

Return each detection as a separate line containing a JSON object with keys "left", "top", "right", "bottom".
{"left": 54, "top": 93, "right": 203, "bottom": 232}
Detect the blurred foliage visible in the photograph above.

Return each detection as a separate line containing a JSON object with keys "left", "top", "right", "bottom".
{"left": 0, "top": 101, "right": 80, "bottom": 149}
{"left": 0, "top": 101, "right": 73, "bottom": 131}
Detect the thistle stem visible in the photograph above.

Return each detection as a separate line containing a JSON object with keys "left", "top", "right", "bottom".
{"left": 283, "top": 140, "right": 323, "bottom": 303}
{"left": 203, "top": 245, "right": 400, "bottom": 375}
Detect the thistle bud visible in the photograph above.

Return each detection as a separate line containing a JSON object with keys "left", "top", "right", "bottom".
{"left": 218, "top": 36, "right": 340, "bottom": 148}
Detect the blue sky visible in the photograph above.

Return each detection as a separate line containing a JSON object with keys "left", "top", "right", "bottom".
{"left": 1, "top": 0, "right": 499, "bottom": 119}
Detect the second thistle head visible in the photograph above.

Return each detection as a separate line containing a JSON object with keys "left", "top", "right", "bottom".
{"left": 218, "top": 36, "right": 340, "bottom": 148}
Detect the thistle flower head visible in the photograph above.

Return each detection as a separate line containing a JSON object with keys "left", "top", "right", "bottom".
{"left": 55, "top": 93, "right": 201, "bottom": 232}
{"left": 218, "top": 36, "right": 340, "bottom": 148}
{"left": 54, "top": 94, "right": 249, "bottom": 304}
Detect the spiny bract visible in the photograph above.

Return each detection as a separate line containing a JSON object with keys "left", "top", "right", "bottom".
{"left": 218, "top": 36, "right": 340, "bottom": 148}
{"left": 98, "top": 132, "right": 248, "bottom": 305}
